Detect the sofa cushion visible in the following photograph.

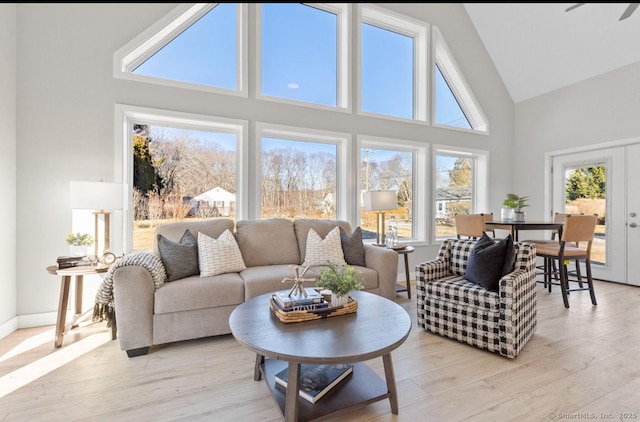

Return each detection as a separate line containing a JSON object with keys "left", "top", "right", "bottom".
{"left": 236, "top": 218, "right": 300, "bottom": 267}
{"left": 153, "top": 218, "right": 235, "bottom": 256}
{"left": 294, "top": 219, "right": 352, "bottom": 264}
{"left": 198, "top": 230, "right": 247, "bottom": 277}
{"left": 154, "top": 272, "right": 245, "bottom": 314}
{"left": 340, "top": 226, "right": 366, "bottom": 267}
{"left": 464, "top": 233, "right": 507, "bottom": 292}
{"left": 302, "top": 227, "right": 346, "bottom": 267}
{"left": 157, "top": 229, "right": 199, "bottom": 282}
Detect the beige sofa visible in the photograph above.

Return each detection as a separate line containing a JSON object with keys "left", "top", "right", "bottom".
{"left": 112, "top": 218, "right": 399, "bottom": 357}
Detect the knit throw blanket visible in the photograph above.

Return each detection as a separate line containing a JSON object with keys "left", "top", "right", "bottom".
{"left": 92, "top": 252, "right": 167, "bottom": 328}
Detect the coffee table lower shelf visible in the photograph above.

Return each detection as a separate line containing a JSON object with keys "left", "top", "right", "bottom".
{"left": 260, "top": 359, "right": 390, "bottom": 422}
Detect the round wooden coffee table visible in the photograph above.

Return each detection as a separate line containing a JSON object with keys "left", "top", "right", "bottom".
{"left": 229, "top": 290, "right": 411, "bottom": 422}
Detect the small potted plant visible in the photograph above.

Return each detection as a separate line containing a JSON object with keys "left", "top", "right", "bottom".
{"left": 502, "top": 193, "right": 529, "bottom": 222}
{"left": 315, "top": 261, "right": 364, "bottom": 306}
{"left": 66, "top": 232, "right": 94, "bottom": 257}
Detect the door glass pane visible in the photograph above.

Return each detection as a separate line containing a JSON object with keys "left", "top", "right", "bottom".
{"left": 564, "top": 165, "right": 606, "bottom": 265}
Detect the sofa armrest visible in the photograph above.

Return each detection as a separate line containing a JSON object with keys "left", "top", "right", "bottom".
{"left": 113, "top": 265, "right": 156, "bottom": 354}
{"left": 363, "top": 244, "right": 398, "bottom": 301}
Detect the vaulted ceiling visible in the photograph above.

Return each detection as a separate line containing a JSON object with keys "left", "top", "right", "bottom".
{"left": 463, "top": 3, "right": 640, "bottom": 103}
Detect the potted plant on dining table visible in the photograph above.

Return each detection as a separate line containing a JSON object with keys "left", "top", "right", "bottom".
{"left": 502, "top": 193, "right": 529, "bottom": 222}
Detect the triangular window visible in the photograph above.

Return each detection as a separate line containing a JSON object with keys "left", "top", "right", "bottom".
{"left": 114, "top": 3, "right": 246, "bottom": 96}
{"left": 433, "top": 26, "right": 488, "bottom": 133}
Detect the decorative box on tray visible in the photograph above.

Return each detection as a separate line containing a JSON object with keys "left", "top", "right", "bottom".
{"left": 269, "top": 295, "right": 358, "bottom": 323}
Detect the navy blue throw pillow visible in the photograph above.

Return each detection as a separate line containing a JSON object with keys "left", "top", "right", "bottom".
{"left": 501, "top": 234, "right": 516, "bottom": 276}
{"left": 464, "top": 233, "right": 506, "bottom": 292}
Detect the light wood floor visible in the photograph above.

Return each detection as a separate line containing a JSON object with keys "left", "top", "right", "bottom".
{"left": 1, "top": 280, "right": 640, "bottom": 422}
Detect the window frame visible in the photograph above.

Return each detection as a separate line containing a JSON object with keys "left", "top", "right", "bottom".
{"left": 358, "top": 135, "right": 428, "bottom": 243}
{"left": 357, "top": 4, "right": 429, "bottom": 124}
{"left": 113, "top": 3, "right": 249, "bottom": 97}
{"left": 255, "top": 3, "right": 351, "bottom": 113}
{"left": 432, "top": 26, "right": 489, "bottom": 134}
{"left": 432, "top": 145, "right": 489, "bottom": 242}
{"left": 115, "top": 104, "right": 249, "bottom": 253}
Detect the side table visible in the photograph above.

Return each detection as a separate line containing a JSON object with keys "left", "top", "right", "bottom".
{"left": 46, "top": 264, "right": 109, "bottom": 348}
{"left": 394, "top": 246, "right": 414, "bottom": 299}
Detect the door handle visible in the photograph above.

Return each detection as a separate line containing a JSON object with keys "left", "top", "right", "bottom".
{"left": 630, "top": 222, "right": 638, "bottom": 228}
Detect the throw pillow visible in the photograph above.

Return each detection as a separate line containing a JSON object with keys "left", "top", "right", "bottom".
{"left": 464, "top": 232, "right": 507, "bottom": 292}
{"left": 198, "top": 229, "right": 247, "bottom": 277}
{"left": 501, "top": 234, "right": 516, "bottom": 276}
{"left": 339, "top": 226, "right": 366, "bottom": 267}
{"left": 157, "top": 229, "right": 199, "bottom": 282}
{"left": 302, "top": 226, "right": 346, "bottom": 267}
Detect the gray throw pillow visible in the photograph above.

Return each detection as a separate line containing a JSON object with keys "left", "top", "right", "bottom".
{"left": 157, "top": 229, "right": 199, "bottom": 281}
{"left": 464, "top": 233, "right": 506, "bottom": 292}
{"left": 339, "top": 226, "right": 366, "bottom": 267}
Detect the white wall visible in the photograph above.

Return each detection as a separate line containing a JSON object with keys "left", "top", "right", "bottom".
{"left": 514, "top": 61, "right": 640, "bottom": 220}
{"left": 0, "top": 4, "right": 17, "bottom": 337}
{"left": 12, "top": 3, "right": 515, "bottom": 329}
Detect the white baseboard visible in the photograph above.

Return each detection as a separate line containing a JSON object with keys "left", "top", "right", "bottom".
{"left": 0, "top": 317, "right": 18, "bottom": 340}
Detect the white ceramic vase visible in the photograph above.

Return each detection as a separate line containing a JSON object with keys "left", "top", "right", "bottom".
{"left": 331, "top": 293, "right": 349, "bottom": 307}
{"left": 69, "top": 245, "right": 87, "bottom": 257}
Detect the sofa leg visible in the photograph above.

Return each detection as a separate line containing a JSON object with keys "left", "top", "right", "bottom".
{"left": 126, "top": 347, "right": 150, "bottom": 358}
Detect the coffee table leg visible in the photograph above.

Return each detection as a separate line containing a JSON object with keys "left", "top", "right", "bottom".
{"left": 382, "top": 353, "right": 399, "bottom": 414}
{"left": 254, "top": 354, "right": 264, "bottom": 381}
{"left": 284, "top": 362, "right": 300, "bottom": 422}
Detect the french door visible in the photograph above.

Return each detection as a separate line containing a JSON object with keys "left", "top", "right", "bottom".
{"left": 551, "top": 143, "right": 640, "bottom": 285}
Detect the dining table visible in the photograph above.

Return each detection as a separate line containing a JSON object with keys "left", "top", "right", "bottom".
{"left": 484, "top": 219, "right": 563, "bottom": 242}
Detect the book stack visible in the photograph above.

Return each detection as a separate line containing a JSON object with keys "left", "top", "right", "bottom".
{"left": 271, "top": 288, "right": 329, "bottom": 312}
{"left": 274, "top": 363, "right": 354, "bottom": 404}
{"left": 57, "top": 256, "right": 92, "bottom": 269}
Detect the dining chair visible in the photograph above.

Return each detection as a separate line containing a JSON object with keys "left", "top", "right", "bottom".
{"left": 482, "top": 212, "right": 497, "bottom": 238}
{"left": 523, "top": 213, "right": 584, "bottom": 288}
{"left": 454, "top": 213, "right": 486, "bottom": 239}
{"left": 534, "top": 214, "right": 598, "bottom": 308}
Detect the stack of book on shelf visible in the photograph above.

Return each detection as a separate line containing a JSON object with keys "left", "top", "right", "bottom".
{"left": 57, "top": 256, "right": 92, "bottom": 269}
{"left": 275, "top": 363, "right": 354, "bottom": 404}
{"left": 271, "top": 288, "right": 329, "bottom": 312}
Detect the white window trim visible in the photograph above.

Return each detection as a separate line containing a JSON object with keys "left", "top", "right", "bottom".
{"left": 432, "top": 144, "right": 489, "bottom": 242}
{"left": 255, "top": 3, "right": 351, "bottom": 112}
{"left": 432, "top": 26, "right": 489, "bottom": 134}
{"left": 255, "top": 122, "right": 351, "bottom": 221}
{"left": 358, "top": 134, "right": 428, "bottom": 244}
{"left": 115, "top": 104, "right": 249, "bottom": 253}
{"left": 113, "top": 3, "right": 249, "bottom": 97}
{"left": 357, "top": 3, "right": 429, "bottom": 124}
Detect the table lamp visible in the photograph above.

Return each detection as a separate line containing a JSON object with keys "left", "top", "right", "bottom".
{"left": 363, "top": 190, "right": 397, "bottom": 246}
{"left": 70, "top": 181, "right": 123, "bottom": 258}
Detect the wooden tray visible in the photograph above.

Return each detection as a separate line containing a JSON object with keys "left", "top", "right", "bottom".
{"left": 270, "top": 296, "right": 358, "bottom": 323}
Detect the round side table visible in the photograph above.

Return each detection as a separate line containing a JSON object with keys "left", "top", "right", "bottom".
{"left": 46, "top": 264, "right": 109, "bottom": 348}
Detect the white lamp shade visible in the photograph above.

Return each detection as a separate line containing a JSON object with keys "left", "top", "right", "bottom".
{"left": 363, "top": 190, "right": 397, "bottom": 211}
{"left": 70, "top": 181, "right": 123, "bottom": 210}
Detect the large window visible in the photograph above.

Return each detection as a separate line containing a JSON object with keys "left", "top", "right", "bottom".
{"left": 258, "top": 124, "right": 349, "bottom": 220}
{"left": 360, "top": 136, "right": 427, "bottom": 242}
{"left": 117, "top": 105, "right": 247, "bottom": 252}
{"left": 434, "top": 147, "right": 488, "bottom": 239}
{"left": 358, "top": 4, "right": 427, "bottom": 122}
{"left": 258, "top": 3, "right": 349, "bottom": 109}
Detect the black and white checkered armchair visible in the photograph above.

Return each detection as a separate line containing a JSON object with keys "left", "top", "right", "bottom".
{"left": 416, "top": 239, "right": 537, "bottom": 359}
